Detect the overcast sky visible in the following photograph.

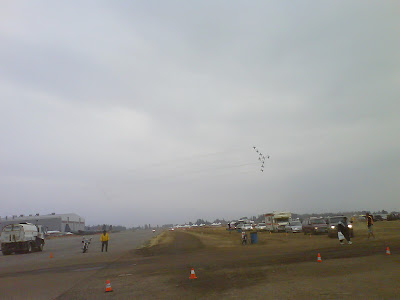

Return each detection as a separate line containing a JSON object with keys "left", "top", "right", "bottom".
{"left": 1, "top": 1, "right": 399, "bottom": 227}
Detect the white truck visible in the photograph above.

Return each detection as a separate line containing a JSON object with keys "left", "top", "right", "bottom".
{"left": 1, "top": 223, "right": 46, "bottom": 255}
{"left": 264, "top": 211, "right": 292, "bottom": 232}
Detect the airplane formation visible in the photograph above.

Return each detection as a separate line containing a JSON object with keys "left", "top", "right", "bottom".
{"left": 253, "top": 146, "right": 269, "bottom": 172}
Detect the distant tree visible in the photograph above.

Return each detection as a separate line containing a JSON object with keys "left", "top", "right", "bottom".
{"left": 111, "top": 225, "right": 126, "bottom": 231}
{"left": 161, "top": 223, "right": 173, "bottom": 228}
{"left": 213, "top": 218, "right": 226, "bottom": 224}
{"left": 195, "top": 219, "right": 207, "bottom": 225}
{"left": 86, "top": 224, "right": 125, "bottom": 232}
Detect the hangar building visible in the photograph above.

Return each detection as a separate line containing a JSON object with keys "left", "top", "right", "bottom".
{"left": 0, "top": 213, "right": 85, "bottom": 232}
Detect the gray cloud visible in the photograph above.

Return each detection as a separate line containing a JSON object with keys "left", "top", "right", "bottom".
{"left": 1, "top": 1, "right": 399, "bottom": 226}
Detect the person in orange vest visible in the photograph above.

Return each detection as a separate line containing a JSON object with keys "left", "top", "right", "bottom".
{"left": 366, "top": 213, "right": 375, "bottom": 239}
{"left": 100, "top": 230, "right": 110, "bottom": 252}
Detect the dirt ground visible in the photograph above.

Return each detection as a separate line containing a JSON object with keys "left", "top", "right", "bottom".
{"left": 58, "top": 221, "right": 400, "bottom": 299}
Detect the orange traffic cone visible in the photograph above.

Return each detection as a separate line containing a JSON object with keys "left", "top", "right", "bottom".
{"left": 386, "top": 247, "right": 391, "bottom": 255}
{"left": 317, "top": 253, "right": 322, "bottom": 262}
{"left": 105, "top": 280, "right": 113, "bottom": 292}
{"left": 49, "top": 252, "right": 53, "bottom": 258}
{"left": 189, "top": 268, "right": 198, "bottom": 279}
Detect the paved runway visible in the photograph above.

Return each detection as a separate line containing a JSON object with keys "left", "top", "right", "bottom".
{"left": 0, "top": 229, "right": 156, "bottom": 299}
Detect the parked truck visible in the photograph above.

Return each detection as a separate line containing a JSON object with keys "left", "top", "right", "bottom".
{"left": 264, "top": 212, "right": 292, "bottom": 232}
{"left": 1, "top": 223, "right": 46, "bottom": 255}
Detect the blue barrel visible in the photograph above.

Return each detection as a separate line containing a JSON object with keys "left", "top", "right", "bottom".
{"left": 250, "top": 232, "right": 258, "bottom": 244}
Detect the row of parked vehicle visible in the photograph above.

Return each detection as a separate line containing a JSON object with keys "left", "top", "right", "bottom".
{"left": 236, "top": 221, "right": 303, "bottom": 233}
{"left": 231, "top": 216, "right": 354, "bottom": 238}
{"left": 302, "top": 216, "right": 354, "bottom": 237}
{"left": 234, "top": 221, "right": 298, "bottom": 232}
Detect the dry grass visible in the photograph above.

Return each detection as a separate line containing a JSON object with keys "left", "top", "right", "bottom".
{"left": 167, "top": 220, "right": 400, "bottom": 249}
{"left": 59, "top": 220, "right": 400, "bottom": 299}
{"left": 148, "top": 231, "right": 174, "bottom": 247}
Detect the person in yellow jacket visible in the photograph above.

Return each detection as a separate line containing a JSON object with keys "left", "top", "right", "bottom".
{"left": 100, "top": 230, "right": 110, "bottom": 252}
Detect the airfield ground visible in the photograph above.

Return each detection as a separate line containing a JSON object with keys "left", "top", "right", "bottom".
{"left": 0, "top": 230, "right": 155, "bottom": 299}
{"left": 58, "top": 221, "right": 400, "bottom": 299}
{"left": 1, "top": 221, "right": 399, "bottom": 299}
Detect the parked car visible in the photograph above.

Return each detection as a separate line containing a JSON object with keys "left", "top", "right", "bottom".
{"left": 302, "top": 217, "right": 328, "bottom": 235}
{"left": 285, "top": 221, "right": 303, "bottom": 233}
{"left": 227, "top": 222, "right": 239, "bottom": 230}
{"left": 242, "top": 224, "right": 253, "bottom": 231}
{"left": 236, "top": 223, "right": 244, "bottom": 230}
{"left": 387, "top": 213, "right": 400, "bottom": 221}
{"left": 255, "top": 223, "right": 267, "bottom": 231}
{"left": 326, "top": 216, "right": 354, "bottom": 238}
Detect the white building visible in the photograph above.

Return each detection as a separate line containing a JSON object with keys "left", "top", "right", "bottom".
{"left": 0, "top": 213, "right": 85, "bottom": 232}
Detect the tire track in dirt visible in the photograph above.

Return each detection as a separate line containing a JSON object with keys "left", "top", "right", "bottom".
{"left": 53, "top": 228, "right": 400, "bottom": 299}
{"left": 129, "top": 231, "right": 400, "bottom": 296}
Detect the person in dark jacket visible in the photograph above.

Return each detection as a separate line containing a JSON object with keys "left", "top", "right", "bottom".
{"left": 241, "top": 231, "right": 248, "bottom": 245}
{"left": 337, "top": 217, "right": 352, "bottom": 245}
{"left": 366, "top": 213, "right": 375, "bottom": 239}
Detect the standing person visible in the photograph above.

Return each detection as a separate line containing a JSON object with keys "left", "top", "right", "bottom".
{"left": 337, "top": 217, "right": 352, "bottom": 245}
{"left": 241, "top": 231, "right": 248, "bottom": 245}
{"left": 366, "top": 213, "right": 375, "bottom": 239}
{"left": 100, "top": 230, "right": 109, "bottom": 252}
